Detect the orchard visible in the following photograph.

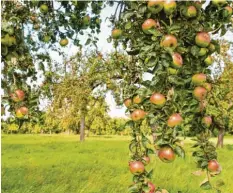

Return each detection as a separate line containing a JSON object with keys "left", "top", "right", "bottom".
{"left": 1, "top": 1, "right": 233, "bottom": 193}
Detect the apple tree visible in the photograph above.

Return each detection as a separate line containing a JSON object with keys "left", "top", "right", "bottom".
{"left": 111, "top": 0, "right": 232, "bottom": 192}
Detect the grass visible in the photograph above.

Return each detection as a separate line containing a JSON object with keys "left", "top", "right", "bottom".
{"left": 1, "top": 134, "right": 233, "bottom": 193}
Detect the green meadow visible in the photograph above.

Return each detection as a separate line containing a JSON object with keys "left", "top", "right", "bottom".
{"left": 2, "top": 135, "right": 233, "bottom": 193}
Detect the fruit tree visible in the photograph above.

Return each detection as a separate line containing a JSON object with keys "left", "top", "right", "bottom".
{"left": 111, "top": 0, "right": 232, "bottom": 192}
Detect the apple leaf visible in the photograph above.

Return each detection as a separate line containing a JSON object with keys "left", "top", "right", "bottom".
{"left": 200, "top": 179, "right": 212, "bottom": 190}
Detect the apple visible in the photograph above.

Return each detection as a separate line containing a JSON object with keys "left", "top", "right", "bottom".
{"left": 192, "top": 73, "right": 207, "bottom": 85}
{"left": 163, "top": 0, "right": 177, "bottom": 15}
{"left": 223, "top": 6, "right": 233, "bottom": 17}
{"left": 40, "top": 4, "right": 48, "bottom": 14}
{"left": 202, "top": 116, "right": 212, "bottom": 127}
{"left": 172, "top": 52, "right": 183, "bottom": 68}
{"left": 112, "top": 29, "right": 122, "bottom": 39}
{"left": 204, "top": 55, "right": 214, "bottom": 66}
{"left": 198, "top": 48, "right": 208, "bottom": 56}
{"left": 212, "top": 0, "right": 227, "bottom": 7}
{"left": 193, "top": 86, "right": 207, "bottom": 101}
{"left": 203, "top": 83, "right": 212, "bottom": 92}
{"left": 131, "top": 109, "right": 146, "bottom": 121}
{"left": 167, "top": 113, "right": 183, "bottom": 127}
{"left": 133, "top": 95, "right": 142, "bottom": 104}
{"left": 185, "top": 6, "right": 197, "bottom": 18}
{"left": 208, "top": 43, "right": 215, "bottom": 53}
{"left": 124, "top": 98, "right": 132, "bottom": 108}
{"left": 148, "top": 182, "right": 156, "bottom": 193}
{"left": 142, "top": 156, "right": 150, "bottom": 165}
{"left": 158, "top": 146, "right": 176, "bottom": 163}
{"left": 11, "top": 89, "right": 25, "bottom": 102}
{"left": 167, "top": 67, "right": 178, "bottom": 75}
{"left": 82, "top": 15, "right": 90, "bottom": 25}
{"left": 195, "top": 32, "right": 211, "bottom": 48}
{"left": 60, "top": 38, "right": 69, "bottom": 47}
{"left": 16, "top": 106, "right": 28, "bottom": 118}
{"left": 148, "top": 0, "right": 164, "bottom": 14}
{"left": 43, "top": 35, "right": 51, "bottom": 43}
{"left": 160, "top": 35, "right": 178, "bottom": 49}
{"left": 129, "top": 161, "right": 145, "bottom": 175}
{"left": 142, "top": 19, "right": 157, "bottom": 34}
{"left": 208, "top": 160, "right": 221, "bottom": 172}
{"left": 150, "top": 93, "right": 166, "bottom": 106}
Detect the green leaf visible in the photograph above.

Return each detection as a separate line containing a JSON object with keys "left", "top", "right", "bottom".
{"left": 175, "top": 146, "right": 185, "bottom": 158}
{"left": 125, "top": 22, "right": 132, "bottom": 30}
{"left": 200, "top": 180, "right": 212, "bottom": 190}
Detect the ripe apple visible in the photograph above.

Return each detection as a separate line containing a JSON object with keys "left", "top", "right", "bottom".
{"left": 112, "top": 29, "right": 122, "bottom": 39}
{"left": 204, "top": 55, "right": 214, "bottom": 66}
{"left": 131, "top": 109, "right": 146, "bottom": 121}
{"left": 124, "top": 98, "right": 132, "bottom": 108}
{"left": 142, "top": 156, "right": 150, "bottom": 165}
{"left": 11, "top": 89, "right": 25, "bottom": 102}
{"left": 142, "top": 19, "right": 157, "bottom": 34}
{"left": 185, "top": 6, "right": 197, "bottom": 18}
{"left": 167, "top": 113, "right": 183, "bottom": 127}
{"left": 147, "top": 0, "right": 164, "bottom": 14}
{"left": 195, "top": 32, "right": 211, "bottom": 48}
{"left": 133, "top": 95, "right": 142, "bottom": 104}
{"left": 129, "top": 161, "right": 145, "bottom": 175}
{"left": 148, "top": 182, "right": 156, "bottom": 193}
{"left": 192, "top": 73, "right": 207, "bottom": 85}
{"left": 40, "top": 4, "right": 48, "bottom": 14}
{"left": 60, "top": 38, "right": 69, "bottom": 47}
{"left": 193, "top": 86, "right": 207, "bottom": 101}
{"left": 82, "top": 15, "right": 90, "bottom": 25}
{"left": 208, "top": 160, "right": 220, "bottom": 172}
{"left": 223, "top": 6, "right": 233, "bottom": 17}
{"left": 158, "top": 146, "right": 176, "bottom": 163}
{"left": 172, "top": 52, "right": 183, "bottom": 68}
{"left": 203, "top": 83, "right": 212, "bottom": 92}
{"left": 212, "top": 0, "right": 227, "bottom": 7}
{"left": 150, "top": 93, "right": 166, "bottom": 106}
{"left": 202, "top": 116, "right": 212, "bottom": 127}
{"left": 16, "top": 106, "right": 28, "bottom": 118}
{"left": 163, "top": 0, "right": 177, "bottom": 15}
{"left": 160, "top": 34, "right": 178, "bottom": 49}
{"left": 198, "top": 48, "right": 208, "bottom": 56}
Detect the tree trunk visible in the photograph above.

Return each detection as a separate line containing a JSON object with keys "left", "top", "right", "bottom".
{"left": 216, "top": 127, "right": 225, "bottom": 148}
{"left": 80, "top": 114, "right": 85, "bottom": 142}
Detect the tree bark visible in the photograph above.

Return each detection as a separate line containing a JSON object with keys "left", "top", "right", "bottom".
{"left": 216, "top": 127, "right": 225, "bottom": 148}
{"left": 80, "top": 114, "right": 85, "bottom": 142}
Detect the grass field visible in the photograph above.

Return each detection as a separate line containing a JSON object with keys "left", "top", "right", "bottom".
{"left": 2, "top": 135, "right": 233, "bottom": 193}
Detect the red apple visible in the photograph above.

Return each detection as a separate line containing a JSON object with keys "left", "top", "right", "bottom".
{"left": 195, "top": 32, "right": 211, "bottom": 48}
{"left": 16, "top": 106, "right": 28, "bottom": 118}
{"left": 11, "top": 89, "right": 25, "bottom": 102}
{"left": 185, "top": 6, "right": 197, "bottom": 18}
{"left": 160, "top": 35, "right": 178, "bottom": 49}
{"left": 142, "top": 19, "right": 157, "bottom": 34}
{"left": 124, "top": 98, "right": 132, "bottom": 108}
{"left": 150, "top": 93, "right": 166, "bottom": 106}
{"left": 131, "top": 109, "right": 146, "bottom": 121}
{"left": 148, "top": 182, "right": 156, "bottom": 193}
{"left": 167, "top": 113, "right": 183, "bottom": 127}
{"left": 158, "top": 146, "right": 176, "bottom": 163}
{"left": 112, "top": 29, "right": 122, "bottom": 39}
{"left": 172, "top": 52, "right": 183, "bottom": 68}
{"left": 203, "top": 83, "right": 212, "bottom": 92}
{"left": 192, "top": 73, "right": 207, "bottom": 85}
{"left": 208, "top": 160, "right": 221, "bottom": 172}
{"left": 129, "top": 161, "right": 145, "bottom": 175}
{"left": 148, "top": 0, "right": 164, "bottom": 14}
{"left": 202, "top": 116, "right": 212, "bottom": 127}
{"left": 142, "top": 156, "right": 150, "bottom": 165}
{"left": 193, "top": 86, "right": 207, "bottom": 101}
{"left": 133, "top": 95, "right": 142, "bottom": 104}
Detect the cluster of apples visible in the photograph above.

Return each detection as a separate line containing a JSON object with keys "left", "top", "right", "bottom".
{"left": 10, "top": 89, "right": 28, "bottom": 119}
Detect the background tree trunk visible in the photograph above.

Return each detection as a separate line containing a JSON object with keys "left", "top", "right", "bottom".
{"left": 216, "top": 127, "right": 225, "bottom": 148}
{"left": 80, "top": 115, "right": 85, "bottom": 142}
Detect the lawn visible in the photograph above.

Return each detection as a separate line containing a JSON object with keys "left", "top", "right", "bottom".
{"left": 1, "top": 135, "right": 233, "bottom": 193}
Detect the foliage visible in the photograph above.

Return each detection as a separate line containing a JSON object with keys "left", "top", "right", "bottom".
{"left": 111, "top": 0, "right": 233, "bottom": 192}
